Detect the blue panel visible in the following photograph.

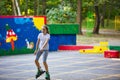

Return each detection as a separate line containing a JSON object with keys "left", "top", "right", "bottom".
{"left": 49, "top": 34, "right": 76, "bottom": 51}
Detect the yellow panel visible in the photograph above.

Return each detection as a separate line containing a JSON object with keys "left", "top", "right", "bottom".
{"left": 79, "top": 46, "right": 109, "bottom": 53}
{"left": 100, "top": 42, "right": 108, "bottom": 46}
{"left": 33, "top": 17, "right": 45, "bottom": 30}
{"left": 79, "top": 42, "right": 109, "bottom": 54}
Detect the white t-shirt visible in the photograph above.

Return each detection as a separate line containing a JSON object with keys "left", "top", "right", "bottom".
{"left": 37, "top": 33, "right": 50, "bottom": 50}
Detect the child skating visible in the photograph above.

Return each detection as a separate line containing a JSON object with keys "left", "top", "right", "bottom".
{"left": 34, "top": 25, "right": 50, "bottom": 80}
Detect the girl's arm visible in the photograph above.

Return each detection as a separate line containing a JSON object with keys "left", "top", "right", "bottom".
{"left": 34, "top": 38, "right": 40, "bottom": 55}
{"left": 35, "top": 38, "right": 40, "bottom": 51}
{"left": 40, "top": 38, "right": 49, "bottom": 51}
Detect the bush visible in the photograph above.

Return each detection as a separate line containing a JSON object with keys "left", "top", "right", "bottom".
{"left": 46, "top": 4, "right": 76, "bottom": 24}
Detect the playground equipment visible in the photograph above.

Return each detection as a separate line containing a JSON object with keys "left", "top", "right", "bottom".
{"left": 104, "top": 46, "right": 120, "bottom": 58}
{"left": 79, "top": 42, "right": 109, "bottom": 53}
{"left": 0, "top": 16, "right": 79, "bottom": 56}
{"left": 0, "top": 16, "right": 46, "bottom": 55}
{"left": 104, "top": 50, "right": 120, "bottom": 58}
{"left": 48, "top": 24, "right": 79, "bottom": 51}
{"left": 59, "top": 45, "right": 93, "bottom": 50}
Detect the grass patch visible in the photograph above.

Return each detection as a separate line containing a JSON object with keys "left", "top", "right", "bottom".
{"left": 0, "top": 48, "right": 34, "bottom": 56}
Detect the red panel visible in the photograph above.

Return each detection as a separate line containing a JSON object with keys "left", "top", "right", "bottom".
{"left": 0, "top": 16, "right": 46, "bottom": 18}
{"left": 104, "top": 50, "right": 120, "bottom": 58}
{"left": 58, "top": 45, "right": 93, "bottom": 50}
{"left": 43, "top": 16, "right": 47, "bottom": 24}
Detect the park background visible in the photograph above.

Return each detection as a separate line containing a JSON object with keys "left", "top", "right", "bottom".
{"left": 0, "top": 0, "right": 120, "bottom": 80}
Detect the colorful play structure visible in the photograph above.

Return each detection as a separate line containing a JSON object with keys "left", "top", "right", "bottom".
{"left": 80, "top": 42, "right": 109, "bottom": 53}
{"left": 0, "top": 16, "right": 120, "bottom": 58}
{"left": 0, "top": 16, "right": 47, "bottom": 55}
{"left": 59, "top": 42, "right": 120, "bottom": 58}
{"left": 79, "top": 42, "right": 120, "bottom": 58}
{"left": 0, "top": 16, "right": 78, "bottom": 56}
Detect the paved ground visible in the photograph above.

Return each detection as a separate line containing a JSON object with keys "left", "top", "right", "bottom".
{"left": 0, "top": 51, "right": 120, "bottom": 80}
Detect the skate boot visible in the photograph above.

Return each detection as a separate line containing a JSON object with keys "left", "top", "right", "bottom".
{"left": 35, "top": 70, "right": 45, "bottom": 79}
{"left": 45, "top": 72, "right": 50, "bottom": 80}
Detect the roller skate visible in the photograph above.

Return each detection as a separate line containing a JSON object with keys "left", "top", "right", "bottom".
{"left": 35, "top": 70, "right": 45, "bottom": 79}
{"left": 45, "top": 72, "right": 50, "bottom": 80}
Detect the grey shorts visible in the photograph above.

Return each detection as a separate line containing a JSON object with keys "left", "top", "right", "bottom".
{"left": 35, "top": 50, "right": 48, "bottom": 62}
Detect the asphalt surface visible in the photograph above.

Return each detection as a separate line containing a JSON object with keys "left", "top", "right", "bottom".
{"left": 0, "top": 51, "right": 120, "bottom": 80}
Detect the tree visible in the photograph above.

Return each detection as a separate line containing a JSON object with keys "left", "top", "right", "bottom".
{"left": 37, "top": 0, "right": 40, "bottom": 15}
{"left": 77, "top": 0, "right": 82, "bottom": 34}
{"left": 46, "top": 1, "right": 76, "bottom": 23}
{"left": 100, "top": 2, "right": 106, "bottom": 27}
{"left": 0, "top": 0, "right": 13, "bottom": 15}
{"left": 15, "top": 0, "right": 21, "bottom": 16}
{"left": 11, "top": 0, "right": 21, "bottom": 16}
{"left": 93, "top": 5, "right": 100, "bottom": 34}
{"left": 25, "top": 0, "right": 28, "bottom": 15}
{"left": 34, "top": 0, "right": 37, "bottom": 15}
{"left": 12, "top": 0, "right": 17, "bottom": 15}
{"left": 42, "top": 0, "right": 46, "bottom": 15}
{"left": 105, "top": 0, "right": 120, "bottom": 26}
{"left": 93, "top": 0, "right": 108, "bottom": 34}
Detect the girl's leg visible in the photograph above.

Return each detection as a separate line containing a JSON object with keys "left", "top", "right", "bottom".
{"left": 43, "top": 62, "right": 48, "bottom": 72}
{"left": 35, "top": 50, "right": 45, "bottom": 79}
{"left": 35, "top": 50, "right": 42, "bottom": 70}
{"left": 35, "top": 60, "right": 40, "bottom": 69}
{"left": 43, "top": 51, "right": 50, "bottom": 79}
{"left": 42, "top": 50, "right": 49, "bottom": 72}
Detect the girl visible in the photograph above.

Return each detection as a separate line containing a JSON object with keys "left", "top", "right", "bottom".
{"left": 34, "top": 25, "right": 50, "bottom": 80}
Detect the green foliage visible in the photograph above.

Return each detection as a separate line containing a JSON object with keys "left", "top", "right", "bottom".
{"left": 0, "top": 0, "right": 12, "bottom": 15}
{"left": 46, "top": 2, "right": 76, "bottom": 23}
{"left": 0, "top": 0, "right": 119, "bottom": 18}
{"left": 20, "top": 0, "right": 35, "bottom": 15}
{"left": 46, "top": 0, "right": 61, "bottom": 9}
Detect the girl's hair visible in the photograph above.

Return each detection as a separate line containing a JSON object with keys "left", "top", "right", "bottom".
{"left": 43, "top": 25, "right": 49, "bottom": 34}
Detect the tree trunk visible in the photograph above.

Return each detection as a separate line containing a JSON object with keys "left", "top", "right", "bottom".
{"left": 15, "top": 0, "right": 21, "bottom": 16}
{"left": 106, "top": 5, "right": 111, "bottom": 27}
{"left": 37, "top": 0, "right": 40, "bottom": 15}
{"left": 93, "top": 5, "right": 100, "bottom": 34}
{"left": 25, "top": 0, "right": 28, "bottom": 15}
{"left": 42, "top": 0, "right": 46, "bottom": 15}
{"left": 100, "top": 3, "right": 106, "bottom": 27}
{"left": 12, "top": 0, "right": 17, "bottom": 15}
{"left": 100, "top": 15, "right": 104, "bottom": 27}
{"left": 77, "top": 0, "right": 82, "bottom": 34}
{"left": 34, "top": 0, "right": 37, "bottom": 15}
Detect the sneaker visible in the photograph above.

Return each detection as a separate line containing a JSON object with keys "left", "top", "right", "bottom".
{"left": 45, "top": 72, "right": 50, "bottom": 80}
{"left": 35, "top": 70, "right": 45, "bottom": 79}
